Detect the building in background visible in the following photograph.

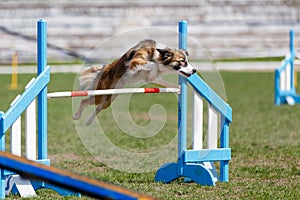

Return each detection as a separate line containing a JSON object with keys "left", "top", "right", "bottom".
{"left": 0, "top": 0, "right": 300, "bottom": 64}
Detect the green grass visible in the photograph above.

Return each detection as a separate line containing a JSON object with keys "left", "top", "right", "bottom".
{"left": 0, "top": 72, "right": 299, "bottom": 199}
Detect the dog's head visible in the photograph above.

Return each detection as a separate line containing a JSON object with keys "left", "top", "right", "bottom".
{"left": 156, "top": 48, "right": 197, "bottom": 77}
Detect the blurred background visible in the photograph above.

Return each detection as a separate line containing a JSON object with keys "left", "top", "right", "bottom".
{"left": 1, "top": 0, "right": 300, "bottom": 64}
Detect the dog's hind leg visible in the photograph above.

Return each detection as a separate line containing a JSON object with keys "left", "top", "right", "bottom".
{"left": 73, "top": 97, "right": 94, "bottom": 120}
{"left": 84, "top": 104, "right": 104, "bottom": 126}
{"left": 85, "top": 96, "right": 109, "bottom": 126}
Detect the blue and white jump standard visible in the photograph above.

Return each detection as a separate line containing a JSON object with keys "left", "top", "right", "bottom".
{"left": 275, "top": 29, "right": 300, "bottom": 106}
{"left": 155, "top": 20, "right": 232, "bottom": 186}
{"left": 0, "top": 20, "right": 160, "bottom": 200}
{"left": 0, "top": 20, "right": 79, "bottom": 199}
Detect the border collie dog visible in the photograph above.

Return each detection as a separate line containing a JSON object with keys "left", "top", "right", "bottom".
{"left": 73, "top": 39, "right": 196, "bottom": 125}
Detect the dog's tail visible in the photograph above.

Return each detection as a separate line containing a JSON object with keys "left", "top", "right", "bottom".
{"left": 78, "top": 65, "right": 102, "bottom": 90}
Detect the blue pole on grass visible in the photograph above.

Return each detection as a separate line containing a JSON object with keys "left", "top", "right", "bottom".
{"left": 289, "top": 30, "right": 295, "bottom": 92}
{"left": 0, "top": 111, "right": 5, "bottom": 199}
{"left": 37, "top": 19, "right": 48, "bottom": 161}
{"left": 178, "top": 20, "right": 188, "bottom": 176}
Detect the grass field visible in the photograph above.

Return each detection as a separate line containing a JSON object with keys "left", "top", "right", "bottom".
{"left": 0, "top": 71, "right": 299, "bottom": 199}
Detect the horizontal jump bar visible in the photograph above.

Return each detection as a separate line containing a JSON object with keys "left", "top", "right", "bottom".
{"left": 47, "top": 87, "right": 180, "bottom": 98}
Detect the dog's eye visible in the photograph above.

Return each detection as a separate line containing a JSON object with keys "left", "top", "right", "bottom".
{"left": 178, "top": 59, "right": 187, "bottom": 66}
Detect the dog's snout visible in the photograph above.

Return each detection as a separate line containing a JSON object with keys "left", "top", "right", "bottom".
{"left": 192, "top": 69, "right": 197, "bottom": 73}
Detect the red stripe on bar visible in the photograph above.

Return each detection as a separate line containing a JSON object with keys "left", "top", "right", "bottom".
{"left": 71, "top": 91, "right": 88, "bottom": 97}
{"left": 144, "top": 88, "right": 160, "bottom": 93}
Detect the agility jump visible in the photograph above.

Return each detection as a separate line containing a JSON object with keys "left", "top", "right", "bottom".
{"left": 49, "top": 21, "right": 232, "bottom": 186}
{"left": 155, "top": 21, "right": 232, "bottom": 185}
{"left": 0, "top": 19, "right": 232, "bottom": 199}
{"left": 275, "top": 29, "right": 300, "bottom": 106}
{"left": 0, "top": 19, "right": 157, "bottom": 199}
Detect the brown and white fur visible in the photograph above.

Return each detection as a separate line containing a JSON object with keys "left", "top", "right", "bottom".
{"left": 73, "top": 39, "right": 196, "bottom": 125}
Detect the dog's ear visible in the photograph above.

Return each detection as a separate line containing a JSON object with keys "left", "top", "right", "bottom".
{"left": 127, "top": 49, "right": 136, "bottom": 61}
{"left": 180, "top": 49, "right": 189, "bottom": 56}
{"left": 156, "top": 48, "right": 174, "bottom": 62}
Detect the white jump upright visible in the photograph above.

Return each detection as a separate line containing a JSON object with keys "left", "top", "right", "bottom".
{"left": 6, "top": 79, "right": 38, "bottom": 197}
{"left": 192, "top": 94, "right": 219, "bottom": 181}
{"left": 192, "top": 91, "right": 203, "bottom": 151}
{"left": 9, "top": 95, "right": 21, "bottom": 157}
